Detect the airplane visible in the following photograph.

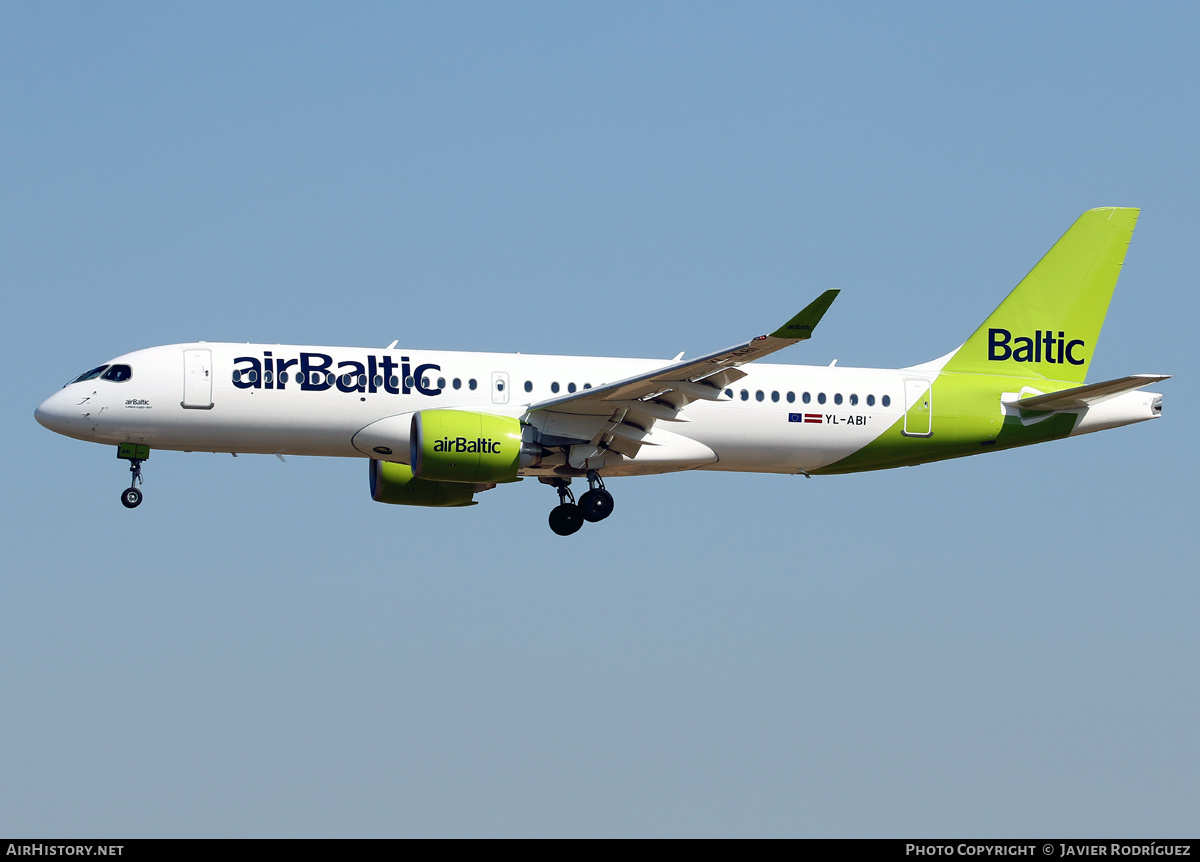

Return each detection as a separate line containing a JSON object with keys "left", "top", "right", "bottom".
{"left": 35, "top": 206, "right": 1167, "bottom": 535}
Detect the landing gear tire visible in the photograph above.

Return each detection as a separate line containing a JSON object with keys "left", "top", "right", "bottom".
{"left": 579, "top": 488, "right": 614, "bottom": 522}
{"left": 118, "top": 451, "right": 146, "bottom": 509}
{"left": 549, "top": 503, "right": 584, "bottom": 536}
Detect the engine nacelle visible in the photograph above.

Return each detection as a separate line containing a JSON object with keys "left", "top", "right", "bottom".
{"left": 410, "top": 409, "right": 523, "bottom": 483}
{"left": 368, "top": 459, "right": 477, "bottom": 507}
{"left": 351, "top": 412, "right": 415, "bottom": 461}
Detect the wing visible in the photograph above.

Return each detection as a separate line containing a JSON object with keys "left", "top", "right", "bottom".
{"left": 525, "top": 290, "right": 839, "bottom": 461}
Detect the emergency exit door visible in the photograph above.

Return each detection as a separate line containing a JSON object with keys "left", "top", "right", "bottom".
{"left": 491, "top": 371, "right": 510, "bottom": 405}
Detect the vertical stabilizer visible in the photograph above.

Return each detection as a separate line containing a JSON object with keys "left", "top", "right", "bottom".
{"left": 941, "top": 207, "right": 1138, "bottom": 384}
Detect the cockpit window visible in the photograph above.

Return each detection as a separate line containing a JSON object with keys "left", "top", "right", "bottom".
{"left": 70, "top": 365, "right": 109, "bottom": 384}
{"left": 101, "top": 364, "right": 132, "bottom": 382}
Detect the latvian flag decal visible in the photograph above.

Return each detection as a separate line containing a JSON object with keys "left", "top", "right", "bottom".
{"left": 788, "top": 413, "right": 823, "bottom": 424}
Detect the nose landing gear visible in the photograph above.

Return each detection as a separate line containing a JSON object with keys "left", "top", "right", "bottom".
{"left": 543, "top": 471, "right": 615, "bottom": 536}
{"left": 117, "top": 443, "right": 148, "bottom": 509}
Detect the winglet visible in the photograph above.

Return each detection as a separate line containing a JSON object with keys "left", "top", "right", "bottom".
{"left": 769, "top": 290, "right": 839, "bottom": 341}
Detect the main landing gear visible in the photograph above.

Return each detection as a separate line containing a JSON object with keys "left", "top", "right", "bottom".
{"left": 579, "top": 471, "right": 614, "bottom": 523}
{"left": 548, "top": 482, "right": 583, "bottom": 536}
{"left": 545, "top": 471, "right": 615, "bottom": 536}
{"left": 117, "top": 443, "right": 148, "bottom": 509}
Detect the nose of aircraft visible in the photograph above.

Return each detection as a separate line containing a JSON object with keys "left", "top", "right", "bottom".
{"left": 35, "top": 387, "right": 79, "bottom": 436}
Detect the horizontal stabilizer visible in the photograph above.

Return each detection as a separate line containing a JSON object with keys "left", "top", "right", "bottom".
{"left": 1004, "top": 374, "right": 1170, "bottom": 412}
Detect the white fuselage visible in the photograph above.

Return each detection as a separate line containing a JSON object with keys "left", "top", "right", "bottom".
{"left": 36, "top": 340, "right": 1165, "bottom": 485}
{"left": 35, "top": 342, "right": 915, "bottom": 476}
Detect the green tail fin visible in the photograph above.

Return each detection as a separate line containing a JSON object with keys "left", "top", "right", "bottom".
{"left": 941, "top": 207, "right": 1139, "bottom": 384}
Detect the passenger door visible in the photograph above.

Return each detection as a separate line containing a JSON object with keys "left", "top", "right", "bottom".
{"left": 182, "top": 349, "right": 214, "bottom": 409}
{"left": 902, "top": 378, "right": 932, "bottom": 437}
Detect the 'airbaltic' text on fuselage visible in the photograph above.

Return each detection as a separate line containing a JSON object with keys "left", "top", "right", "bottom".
{"left": 232, "top": 352, "right": 443, "bottom": 395}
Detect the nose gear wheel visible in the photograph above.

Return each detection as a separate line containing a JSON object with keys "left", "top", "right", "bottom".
{"left": 116, "top": 445, "right": 147, "bottom": 509}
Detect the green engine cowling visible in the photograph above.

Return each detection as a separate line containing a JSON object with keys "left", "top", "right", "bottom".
{"left": 410, "top": 409, "right": 523, "bottom": 483}
{"left": 368, "top": 459, "right": 478, "bottom": 507}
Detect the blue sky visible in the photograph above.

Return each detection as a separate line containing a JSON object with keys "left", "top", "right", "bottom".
{"left": 2, "top": 2, "right": 1196, "bottom": 836}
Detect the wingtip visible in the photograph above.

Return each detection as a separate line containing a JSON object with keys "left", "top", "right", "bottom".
{"left": 769, "top": 289, "right": 840, "bottom": 340}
